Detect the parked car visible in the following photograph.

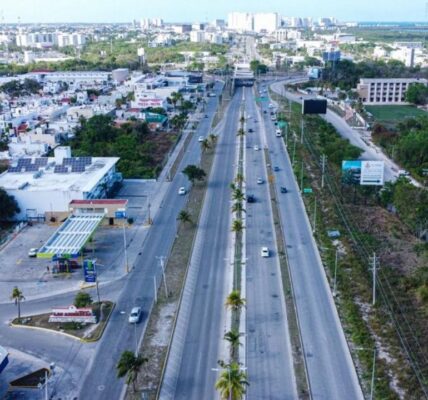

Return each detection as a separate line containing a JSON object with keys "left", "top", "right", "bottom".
{"left": 261, "top": 247, "right": 269, "bottom": 257}
{"left": 178, "top": 187, "right": 186, "bottom": 195}
{"left": 247, "top": 194, "right": 256, "bottom": 203}
{"left": 280, "top": 186, "right": 288, "bottom": 193}
{"left": 28, "top": 248, "right": 38, "bottom": 258}
{"left": 128, "top": 307, "right": 142, "bottom": 323}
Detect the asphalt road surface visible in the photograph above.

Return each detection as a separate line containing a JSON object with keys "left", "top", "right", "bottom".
{"left": 259, "top": 80, "right": 364, "bottom": 399}
{"left": 244, "top": 86, "right": 298, "bottom": 400}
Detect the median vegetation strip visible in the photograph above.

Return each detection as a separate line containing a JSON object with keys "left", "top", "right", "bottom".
{"left": 264, "top": 148, "right": 310, "bottom": 399}
{"left": 274, "top": 89, "right": 427, "bottom": 398}
{"left": 124, "top": 138, "right": 217, "bottom": 400}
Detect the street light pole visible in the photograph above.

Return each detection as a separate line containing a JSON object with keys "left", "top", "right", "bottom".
{"left": 370, "top": 348, "right": 376, "bottom": 400}
{"left": 134, "top": 322, "right": 138, "bottom": 356}
{"left": 122, "top": 220, "right": 129, "bottom": 274}
{"left": 333, "top": 249, "right": 338, "bottom": 297}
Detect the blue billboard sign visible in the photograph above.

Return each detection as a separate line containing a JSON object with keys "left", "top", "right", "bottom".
{"left": 115, "top": 211, "right": 127, "bottom": 219}
{"left": 83, "top": 259, "right": 97, "bottom": 283}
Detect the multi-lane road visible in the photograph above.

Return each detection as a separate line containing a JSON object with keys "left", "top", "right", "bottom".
{"left": 259, "top": 81, "right": 364, "bottom": 399}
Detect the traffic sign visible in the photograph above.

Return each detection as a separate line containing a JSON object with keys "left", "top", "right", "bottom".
{"left": 256, "top": 97, "right": 269, "bottom": 102}
{"left": 278, "top": 121, "right": 287, "bottom": 129}
{"left": 303, "top": 188, "right": 313, "bottom": 194}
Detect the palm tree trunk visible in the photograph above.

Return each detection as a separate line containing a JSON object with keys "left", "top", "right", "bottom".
{"left": 18, "top": 300, "right": 21, "bottom": 321}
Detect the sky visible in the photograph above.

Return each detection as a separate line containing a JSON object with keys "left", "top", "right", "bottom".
{"left": 1, "top": 0, "right": 427, "bottom": 23}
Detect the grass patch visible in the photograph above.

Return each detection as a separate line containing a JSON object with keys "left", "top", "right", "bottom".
{"left": 366, "top": 105, "right": 426, "bottom": 124}
{"left": 12, "top": 301, "right": 114, "bottom": 342}
{"left": 125, "top": 143, "right": 217, "bottom": 400}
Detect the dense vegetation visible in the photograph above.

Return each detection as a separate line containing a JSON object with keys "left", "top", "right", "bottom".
{"left": 0, "top": 78, "right": 42, "bottom": 97}
{"left": 372, "top": 116, "right": 428, "bottom": 179}
{"left": 405, "top": 83, "right": 428, "bottom": 105}
{"left": 321, "top": 59, "right": 426, "bottom": 90}
{"left": 0, "top": 188, "right": 20, "bottom": 221}
{"left": 0, "top": 39, "right": 228, "bottom": 76}
{"left": 68, "top": 115, "right": 177, "bottom": 178}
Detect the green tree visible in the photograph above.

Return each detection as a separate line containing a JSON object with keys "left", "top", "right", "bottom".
{"left": 74, "top": 291, "right": 93, "bottom": 308}
{"left": 232, "top": 188, "right": 245, "bottom": 202}
{"left": 250, "top": 60, "right": 268, "bottom": 74}
{"left": 0, "top": 188, "right": 20, "bottom": 220}
{"left": 231, "top": 202, "right": 246, "bottom": 214}
{"left": 182, "top": 164, "right": 206, "bottom": 183}
{"left": 116, "top": 351, "right": 148, "bottom": 392}
{"left": 200, "top": 138, "right": 211, "bottom": 153}
{"left": 405, "top": 83, "right": 428, "bottom": 105}
{"left": 177, "top": 210, "right": 192, "bottom": 225}
{"left": 215, "top": 360, "right": 249, "bottom": 400}
{"left": 224, "top": 329, "right": 242, "bottom": 360}
{"left": 208, "top": 133, "right": 218, "bottom": 145}
{"left": 11, "top": 286, "right": 25, "bottom": 322}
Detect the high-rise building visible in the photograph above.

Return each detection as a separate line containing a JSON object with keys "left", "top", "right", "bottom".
{"left": 227, "top": 12, "right": 253, "bottom": 32}
{"left": 253, "top": 13, "right": 279, "bottom": 32}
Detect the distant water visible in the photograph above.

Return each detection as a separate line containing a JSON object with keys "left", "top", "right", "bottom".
{"left": 358, "top": 21, "right": 428, "bottom": 27}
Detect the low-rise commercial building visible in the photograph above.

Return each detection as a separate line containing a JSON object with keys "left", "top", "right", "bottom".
{"left": 357, "top": 78, "right": 428, "bottom": 104}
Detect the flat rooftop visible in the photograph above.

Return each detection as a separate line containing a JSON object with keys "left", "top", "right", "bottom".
{"left": 38, "top": 213, "right": 105, "bottom": 258}
{"left": 0, "top": 156, "right": 119, "bottom": 193}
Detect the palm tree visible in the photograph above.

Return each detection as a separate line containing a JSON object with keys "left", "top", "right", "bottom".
{"left": 231, "top": 202, "right": 246, "bottom": 214}
{"left": 239, "top": 115, "right": 245, "bottom": 124}
{"left": 229, "top": 182, "right": 237, "bottom": 192}
{"left": 11, "top": 286, "right": 25, "bottom": 322}
{"left": 208, "top": 133, "right": 218, "bottom": 145}
{"left": 236, "top": 128, "right": 245, "bottom": 137}
{"left": 232, "top": 188, "right": 245, "bottom": 202}
{"left": 231, "top": 219, "right": 244, "bottom": 233}
{"left": 215, "top": 360, "right": 249, "bottom": 400}
{"left": 177, "top": 210, "right": 192, "bottom": 225}
{"left": 200, "top": 138, "right": 211, "bottom": 153}
{"left": 225, "top": 290, "right": 246, "bottom": 313}
{"left": 235, "top": 173, "right": 244, "bottom": 185}
{"left": 116, "top": 351, "right": 148, "bottom": 392}
{"left": 224, "top": 329, "right": 242, "bottom": 360}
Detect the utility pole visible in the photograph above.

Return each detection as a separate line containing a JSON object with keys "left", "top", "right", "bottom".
{"left": 370, "top": 348, "right": 376, "bottom": 400}
{"left": 300, "top": 161, "right": 304, "bottom": 193}
{"left": 370, "top": 253, "right": 378, "bottom": 306}
{"left": 122, "top": 220, "right": 129, "bottom": 274}
{"left": 292, "top": 135, "right": 297, "bottom": 164}
{"left": 157, "top": 256, "right": 168, "bottom": 297}
{"left": 300, "top": 118, "right": 304, "bottom": 144}
{"left": 320, "top": 154, "right": 327, "bottom": 189}
{"left": 153, "top": 276, "right": 158, "bottom": 303}
{"left": 312, "top": 197, "right": 317, "bottom": 233}
{"left": 333, "top": 249, "right": 338, "bottom": 296}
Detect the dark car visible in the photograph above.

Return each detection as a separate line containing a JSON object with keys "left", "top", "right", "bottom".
{"left": 205, "top": 114, "right": 208, "bottom": 118}
{"left": 280, "top": 186, "right": 288, "bottom": 193}
{"left": 263, "top": 110, "right": 267, "bottom": 114}
{"left": 273, "top": 166, "right": 280, "bottom": 172}
{"left": 248, "top": 128, "right": 254, "bottom": 133}
{"left": 247, "top": 194, "right": 256, "bottom": 203}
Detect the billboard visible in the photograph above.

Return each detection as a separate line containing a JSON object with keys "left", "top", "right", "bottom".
{"left": 302, "top": 99, "right": 327, "bottom": 115}
{"left": 322, "top": 50, "right": 341, "bottom": 62}
{"left": 83, "top": 259, "right": 97, "bottom": 283}
{"left": 342, "top": 160, "right": 384, "bottom": 186}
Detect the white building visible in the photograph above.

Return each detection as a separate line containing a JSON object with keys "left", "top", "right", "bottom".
{"left": 0, "top": 147, "right": 121, "bottom": 220}
{"left": 57, "top": 33, "right": 86, "bottom": 48}
{"left": 190, "top": 31, "right": 205, "bottom": 43}
{"left": 357, "top": 78, "right": 428, "bottom": 105}
{"left": 253, "top": 13, "right": 279, "bottom": 33}
{"left": 227, "top": 12, "right": 253, "bottom": 32}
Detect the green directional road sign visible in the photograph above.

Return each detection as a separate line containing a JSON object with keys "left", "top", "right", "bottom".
{"left": 256, "top": 97, "right": 269, "bottom": 102}
{"left": 278, "top": 121, "right": 287, "bottom": 129}
{"left": 303, "top": 188, "right": 313, "bottom": 194}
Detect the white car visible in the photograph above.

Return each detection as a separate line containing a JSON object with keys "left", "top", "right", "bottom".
{"left": 276, "top": 129, "right": 282, "bottom": 137}
{"left": 253, "top": 145, "right": 260, "bottom": 151}
{"left": 128, "top": 307, "right": 142, "bottom": 324}
{"left": 198, "top": 136, "right": 204, "bottom": 142}
{"left": 257, "top": 177, "right": 264, "bottom": 184}
{"left": 28, "top": 248, "right": 38, "bottom": 258}
{"left": 178, "top": 187, "right": 186, "bottom": 195}
{"left": 261, "top": 247, "right": 269, "bottom": 258}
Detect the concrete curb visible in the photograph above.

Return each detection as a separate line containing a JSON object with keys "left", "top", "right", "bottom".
{"left": 10, "top": 302, "right": 115, "bottom": 344}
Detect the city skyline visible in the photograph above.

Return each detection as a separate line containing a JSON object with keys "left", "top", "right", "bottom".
{"left": 1, "top": 0, "right": 427, "bottom": 23}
